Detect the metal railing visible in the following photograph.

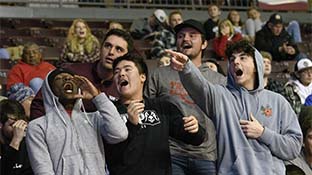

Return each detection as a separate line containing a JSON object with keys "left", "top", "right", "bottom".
{"left": 0, "top": 0, "right": 258, "bottom": 10}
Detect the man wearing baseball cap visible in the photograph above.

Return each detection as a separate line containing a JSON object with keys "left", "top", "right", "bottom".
{"left": 255, "top": 13, "right": 299, "bottom": 61}
{"left": 145, "top": 19, "right": 226, "bottom": 175}
{"left": 130, "top": 9, "right": 168, "bottom": 40}
{"left": 285, "top": 57, "right": 312, "bottom": 115}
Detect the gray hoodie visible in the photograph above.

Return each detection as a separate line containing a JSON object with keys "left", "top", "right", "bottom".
{"left": 178, "top": 49, "right": 303, "bottom": 175}
{"left": 26, "top": 72, "right": 128, "bottom": 175}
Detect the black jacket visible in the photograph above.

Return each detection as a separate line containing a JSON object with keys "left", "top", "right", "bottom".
{"left": 1, "top": 139, "right": 33, "bottom": 175}
{"left": 105, "top": 97, "right": 205, "bottom": 175}
{"left": 255, "top": 23, "right": 299, "bottom": 61}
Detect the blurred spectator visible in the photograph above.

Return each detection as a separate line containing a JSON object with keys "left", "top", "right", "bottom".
{"left": 203, "top": 59, "right": 226, "bottom": 76}
{"left": 60, "top": 18, "right": 100, "bottom": 64}
{"left": 0, "top": 48, "right": 10, "bottom": 59}
{"left": 7, "top": 83, "right": 35, "bottom": 118}
{"left": 286, "top": 20, "right": 302, "bottom": 44}
{"left": 285, "top": 105, "right": 312, "bottom": 175}
{"left": 6, "top": 42, "right": 55, "bottom": 94}
{"left": 0, "top": 99, "right": 33, "bottom": 175}
{"left": 150, "top": 10, "right": 183, "bottom": 60}
{"left": 158, "top": 56, "right": 171, "bottom": 67}
{"left": 204, "top": 4, "right": 222, "bottom": 41}
{"left": 261, "top": 51, "right": 285, "bottom": 94}
{"left": 213, "top": 19, "right": 242, "bottom": 59}
{"left": 244, "top": 7, "right": 263, "bottom": 43}
{"left": 6, "top": 45, "right": 24, "bottom": 61}
{"left": 255, "top": 13, "right": 299, "bottom": 61}
{"left": 130, "top": 9, "right": 168, "bottom": 40}
{"left": 108, "top": 21, "right": 124, "bottom": 30}
{"left": 227, "top": 10, "right": 244, "bottom": 35}
{"left": 284, "top": 58, "right": 312, "bottom": 115}
{"left": 168, "top": 10, "right": 183, "bottom": 29}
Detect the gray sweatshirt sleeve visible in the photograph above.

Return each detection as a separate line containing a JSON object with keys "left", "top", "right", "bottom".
{"left": 144, "top": 68, "right": 159, "bottom": 98}
{"left": 93, "top": 93, "right": 128, "bottom": 144}
{"left": 26, "top": 121, "right": 55, "bottom": 175}
{"left": 258, "top": 101, "right": 302, "bottom": 160}
{"left": 178, "top": 61, "right": 217, "bottom": 119}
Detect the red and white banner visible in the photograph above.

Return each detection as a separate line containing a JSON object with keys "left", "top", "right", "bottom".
{"left": 258, "top": 0, "right": 309, "bottom": 11}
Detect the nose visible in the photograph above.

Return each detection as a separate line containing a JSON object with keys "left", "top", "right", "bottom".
{"left": 183, "top": 34, "right": 191, "bottom": 41}
{"left": 108, "top": 47, "right": 115, "bottom": 55}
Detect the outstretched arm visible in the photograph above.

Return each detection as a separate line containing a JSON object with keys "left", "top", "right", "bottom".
{"left": 167, "top": 49, "right": 218, "bottom": 119}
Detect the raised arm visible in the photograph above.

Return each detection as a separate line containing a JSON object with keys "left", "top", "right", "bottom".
{"left": 168, "top": 49, "right": 218, "bottom": 118}
{"left": 74, "top": 75, "right": 128, "bottom": 144}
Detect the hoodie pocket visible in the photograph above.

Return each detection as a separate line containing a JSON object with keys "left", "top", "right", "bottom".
{"left": 229, "top": 147, "right": 274, "bottom": 175}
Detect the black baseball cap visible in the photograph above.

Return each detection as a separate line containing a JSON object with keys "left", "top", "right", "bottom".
{"left": 174, "top": 19, "right": 206, "bottom": 38}
{"left": 268, "top": 13, "right": 283, "bottom": 25}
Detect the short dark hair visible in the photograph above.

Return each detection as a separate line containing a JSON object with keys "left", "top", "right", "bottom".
{"left": 113, "top": 53, "right": 148, "bottom": 77}
{"left": 225, "top": 40, "right": 255, "bottom": 59}
{"left": 0, "top": 99, "right": 26, "bottom": 124}
{"left": 102, "top": 29, "right": 134, "bottom": 53}
{"left": 113, "top": 53, "right": 148, "bottom": 88}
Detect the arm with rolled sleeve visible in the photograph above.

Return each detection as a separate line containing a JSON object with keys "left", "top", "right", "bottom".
{"left": 93, "top": 93, "right": 128, "bottom": 144}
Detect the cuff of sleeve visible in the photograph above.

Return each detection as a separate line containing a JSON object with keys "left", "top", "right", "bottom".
{"left": 92, "top": 93, "right": 109, "bottom": 105}
{"left": 183, "top": 59, "right": 193, "bottom": 74}
{"left": 258, "top": 126, "right": 273, "bottom": 145}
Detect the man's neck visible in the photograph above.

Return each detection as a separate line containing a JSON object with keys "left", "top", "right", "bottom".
{"left": 96, "top": 63, "right": 113, "bottom": 81}
{"left": 211, "top": 16, "right": 219, "bottom": 22}
{"left": 191, "top": 56, "right": 202, "bottom": 67}
{"left": 263, "top": 76, "right": 268, "bottom": 87}
{"left": 305, "top": 152, "right": 312, "bottom": 167}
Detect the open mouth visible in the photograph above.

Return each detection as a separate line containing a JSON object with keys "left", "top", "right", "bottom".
{"left": 235, "top": 69, "right": 243, "bottom": 77}
{"left": 63, "top": 82, "right": 74, "bottom": 94}
{"left": 182, "top": 44, "right": 192, "bottom": 49}
{"left": 119, "top": 79, "right": 129, "bottom": 87}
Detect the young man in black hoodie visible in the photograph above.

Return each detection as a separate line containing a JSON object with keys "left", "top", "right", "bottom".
{"left": 104, "top": 53, "right": 205, "bottom": 175}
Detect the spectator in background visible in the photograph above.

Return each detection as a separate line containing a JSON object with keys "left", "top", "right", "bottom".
{"left": 169, "top": 10, "right": 183, "bottom": 29}
{"left": 60, "top": 18, "right": 100, "bottom": 64}
{"left": 261, "top": 51, "right": 285, "bottom": 94}
{"left": 204, "top": 4, "right": 222, "bottom": 41}
{"left": 145, "top": 19, "right": 226, "bottom": 175}
{"left": 203, "top": 59, "right": 226, "bottom": 76}
{"left": 26, "top": 68, "right": 128, "bottom": 175}
{"left": 158, "top": 56, "right": 171, "bottom": 67}
{"left": 244, "top": 7, "right": 263, "bottom": 43}
{"left": 105, "top": 54, "right": 205, "bottom": 175}
{"left": 6, "top": 42, "right": 55, "bottom": 94}
{"left": 255, "top": 13, "right": 299, "bottom": 61}
{"left": 286, "top": 20, "right": 302, "bottom": 44}
{"left": 169, "top": 39, "right": 302, "bottom": 174}
{"left": 108, "top": 21, "right": 124, "bottom": 30}
{"left": 227, "top": 10, "right": 244, "bottom": 35}
{"left": 0, "top": 99, "right": 33, "bottom": 175}
{"left": 150, "top": 10, "right": 183, "bottom": 60}
{"left": 284, "top": 58, "right": 312, "bottom": 115}
{"left": 213, "top": 19, "right": 242, "bottom": 60}
{"left": 286, "top": 105, "right": 312, "bottom": 175}
{"left": 30, "top": 29, "right": 133, "bottom": 119}
{"left": 7, "top": 83, "right": 35, "bottom": 118}
{"left": 130, "top": 9, "right": 168, "bottom": 40}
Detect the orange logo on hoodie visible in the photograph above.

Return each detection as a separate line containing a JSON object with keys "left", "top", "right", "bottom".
{"left": 261, "top": 105, "right": 272, "bottom": 117}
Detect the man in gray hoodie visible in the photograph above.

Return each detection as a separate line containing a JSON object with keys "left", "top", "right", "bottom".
{"left": 169, "top": 39, "right": 303, "bottom": 175}
{"left": 26, "top": 68, "right": 128, "bottom": 175}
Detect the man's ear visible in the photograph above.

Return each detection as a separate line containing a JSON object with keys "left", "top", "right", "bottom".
{"left": 201, "top": 40, "right": 208, "bottom": 50}
{"left": 140, "top": 74, "right": 146, "bottom": 83}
